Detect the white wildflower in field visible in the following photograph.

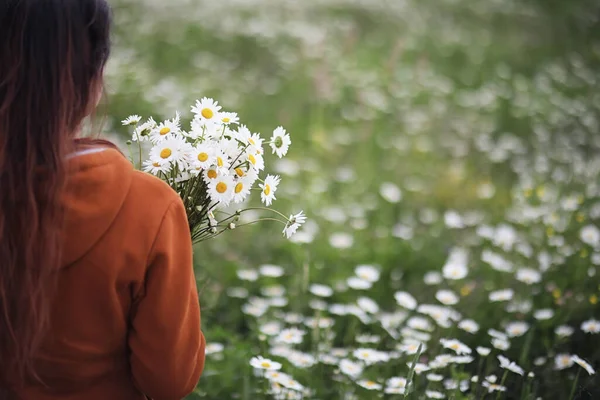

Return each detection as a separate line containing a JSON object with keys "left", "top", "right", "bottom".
{"left": 580, "top": 225, "right": 600, "bottom": 247}
{"left": 411, "top": 363, "right": 431, "bottom": 375}
{"left": 534, "top": 309, "right": 554, "bottom": 320}
{"left": 424, "top": 271, "right": 443, "bottom": 285}
{"left": 276, "top": 328, "right": 306, "bottom": 344}
{"left": 250, "top": 356, "right": 282, "bottom": 371}
{"left": 260, "top": 321, "right": 283, "bottom": 336}
{"left": 440, "top": 338, "right": 472, "bottom": 355}
{"left": 571, "top": 355, "right": 596, "bottom": 375}
{"left": 516, "top": 268, "right": 542, "bottom": 284}
{"left": 426, "top": 390, "right": 445, "bottom": 399}
{"left": 329, "top": 232, "right": 354, "bottom": 249}
{"left": 347, "top": 276, "right": 372, "bottom": 290}
{"left": 353, "top": 348, "right": 389, "bottom": 364}
{"left": 259, "top": 264, "right": 285, "bottom": 278}
{"left": 483, "top": 381, "right": 507, "bottom": 393}
{"left": 122, "top": 115, "right": 142, "bottom": 125}
{"left": 283, "top": 211, "right": 307, "bottom": 239}
{"left": 442, "top": 248, "right": 469, "bottom": 280}
{"left": 259, "top": 175, "right": 281, "bottom": 206}
{"left": 380, "top": 182, "right": 402, "bottom": 203}
{"left": 458, "top": 319, "right": 480, "bottom": 333}
{"left": 407, "top": 316, "right": 434, "bottom": 332}
{"left": 357, "top": 296, "right": 380, "bottom": 314}
{"left": 399, "top": 340, "right": 426, "bottom": 355}
{"left": 205, "top": 343, "right": 224, "bottom": 355}
{"left": 477, "top": 347, "right": 491, "bottom": 356}
{"left": 489, "top": 289, "right": 514, "bottom": 302}
{"left": 498, "top": 355, "right": 524, "bottom": 375}
{"left": 491, "top": 338, "right": 511, "bottom": 351}
{"left": 394, "top": 291, "right": 418, "bottom": 309}
{"left": 309, "top": 284, "right": 334, "bottom": 297}
{"left": 427, "top": 373, "right": 444, "bottom": 382}
{"left": 554, "top": 354, "right": 574, "bottom": 370}
{"left": 581, "top": 318, "right": 600, "bottom": 333}
{"left": 435, "top": 289, "right": 459, "bottom": 305}
{"left": 357, "top": 380, "right": 382, "bottom": 390}
{"left": 237, "top": 269, "right": 259, "bottom": 281}
{"left": 339, "top": 359, "right": 363, "bottom": 378}
{"left": 451, "top": 356, "right": 474, "bottom": 364}
{"left": 505, "top": 321, "right": 529, "bottom": 337}
{"left": 355, "top": 265, "right": 381, "bottom": 282}
{"left": 555, "top": 325, "right": 574, "bottom": 337}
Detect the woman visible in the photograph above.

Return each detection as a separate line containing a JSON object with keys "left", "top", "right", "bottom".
{"left": 0, "top": 1, "right": 205, "bottom": 399}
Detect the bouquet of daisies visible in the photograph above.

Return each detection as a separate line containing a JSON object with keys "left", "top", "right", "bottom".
{"left": 122, "top": 97, "right": 305, "bottom": 244}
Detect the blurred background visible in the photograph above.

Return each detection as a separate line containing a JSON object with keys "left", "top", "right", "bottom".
{"left": 104, "top": 0, "right": 600, "bottom": 398}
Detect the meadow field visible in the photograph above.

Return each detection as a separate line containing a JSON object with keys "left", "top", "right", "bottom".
{"left": 104, "top": 0, "right": 600, "bottom": 398}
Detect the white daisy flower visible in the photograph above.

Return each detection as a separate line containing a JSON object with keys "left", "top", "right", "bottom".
{"left": 250, "top": 356, "right": 282, "bottom": 371}
{"left": 435, "top": 289, "right": 459, "bottom": 305}
{"left": 458, "top": 319, "right": 480, "bottom": 334}
{"left": 491, "top": 338, "right": 510, "bottom": 351}
{"left": 202, "top": 166, "right": 220, "bottom": 185}
{"left": 554, "top": 353, "right": 574, "bottom": 370}
{"left": 427, "top": 374, "right": 444, "bottom": 382}
{"left": 339, "top": 359, "right": 363, "bottom": 378}
{"left": 555, "top": 325, "right": 574, "bottom": 337}
{"left": 355, "top": 265, "right": 380, "bottom": 282}
{"left": 407, "top": 316, "right": 434, "bottom": 332}
{"left": 276, "top": 328, "right": 306, "bottom": 345}
{"left": 270, "top": 126, "right": 291, "bottom": 158}
{"left": 259, "top": 264, "right": 284, "bottom": 277}
{"left": 205, "top": 343, "right": 224, "bottom": 355}
{"left": 191, "top": 97, "right": 222, "bottom": 122}
{"left": 498, "top": 355, "right": 524, "bottom": 375}
{"left": 534, "top": 309, "right": 554, "bottom": 320}
{"left": 581, "top": 319, "right": 600, "bottom": 333}
{"left": 505, "top": 321, "right": 529, "bottom": 337}
{"left": 283, "top": 211, "right": 307, "bottom": 239}
{"left": 260, "top": 175, "right": 280, "bottom": 206}
{"left": 476, "top": 347, "right": 491, "bottom": 356}
{"left": 353, "top": 348, "right": 389, "bottom": 365}
{"left": 237, "top": 269, "right": 258, "bottom": 281}
{"left": 395, "top": 291, "right": 418, "bottom": 310}
{"left": 440, "top": 338, "right": 472, "bottom": 355}
{"left": 309, "top": 284, "right": 334, "bottom": 297}
{"left": 424, "top": 271, "right": 443, "bottom": 285}
{"left": 357, "top": 380, "right": 382, "bottom": 391}
{"left": 149, "top": 113, "right": 182, "bottom": 144}
{"left": 399, "top": 340, "right": 426, "bottom": 355}
{"left": 122, "top": 114, "right": 142, "bottom": 126}
{"left": 208, "top": 174, "right": 235, "bottom": 206}
{"left": 482, "top": 381, "right": 506, "bottom": 393}
{"left": 386, "top": 377, "right": 407, "bottom": 389}
{"left": 410, "top": 363, "right": 431, "bottom": 375}
{"left": 571, "top": 355, "right": 596, "bottom": 375}
{"left": 232, "top": 177, "right": 252, "bottom": 203}
{"left": 357, "top": 296, "right": 379, "bottom": 314}
{"left": 580, "top": 224, "right": 600, "bottom": 247}
{"left": 246, "top": 151, "right": 265, "bottom": 171}
{"left": 515, "top": 268, "right": 542, "bottom": 285}
{"left": 142, "top": 159, "right": 170, "bottom": 175}
{"left": 442, "top": 248, "right": 469, "bottom": 280}
{"left": 149, "top": 137, "right": 188, "bottom": 170}
{"left": 213, "top": 149, "right": 231, "bottom": 176}
{"left": 132, "top": 117, "right": 157, "bottom": 142}
{"left": 191, "top": 143, "right": 215, "bottom": 170}
{"left": 219, "top": 111, "right": 239, "bottom": 125}
{"left": 489, "top": 289, "right": 514, "bottom": 302}
{"left": 426, "top": 390, "right": 445, "bottom": 399}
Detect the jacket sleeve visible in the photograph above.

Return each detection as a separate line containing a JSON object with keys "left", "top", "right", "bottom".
{"left": 129, "top": 198, "right": 205, "bottom": 400}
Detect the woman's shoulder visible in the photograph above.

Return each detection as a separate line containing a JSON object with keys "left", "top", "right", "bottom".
{"left": 128, "top": 169, "right": 183, "bottom": 212}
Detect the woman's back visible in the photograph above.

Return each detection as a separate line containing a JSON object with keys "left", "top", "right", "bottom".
{"left": 10, "top": 148, "right": 205, "bottom": 399}
{"left": 0, "top": 1, "right": 205, "bottom": 397}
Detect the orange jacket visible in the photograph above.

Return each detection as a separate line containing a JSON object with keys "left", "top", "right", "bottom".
{"left": 14, "top": 147, "right": 205, "bottom": 400}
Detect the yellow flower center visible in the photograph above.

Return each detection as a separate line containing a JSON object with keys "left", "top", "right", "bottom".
{"left": 235, "top": 168, "right": 245, "bottom": 177}
{"left": 201, "top": 108, "right": 214, "bottom": 119}
{"left": 207, "top": 170, "right": 217, "bottom": 179}
{"left": 248, "top": 154, "right": 256, "bottom": 165}
{"left": 450, "top": 344, "right": 460, "bottom": 350}
{"left": 260, "top": 361, "right": 271, "bottom": 368}
{"left": 160, "top": 148, "right": 172, "bottom": 159}
{"left": 217, "top": 157, "right": 224, "bottom": 167}
{"left": 249, "top": 138, "right": 255, "bottom": 145}
{"left": 366, "top": 381, "right": 376, "bottom": 387}
{"left": 159, "top": 127, "right": 171, "bottom": 135}
{"left": 361, "top": 352, "right": 370, "bottom": 358}
{"left": 264, "top": 184, "right": 271, "bottom": 196}
{"left": 152, "top": 162, "right": 160, "bottom": 167}
{"left": 235, "top": 183, "right": 244, "bottom": 194}
{"left": 222, "top": 117, "right": 230, "bottom": 123}
{"left": 198, "top": 152, "right": 209, "bottom": 162}
{"left": 216, "top": 182, "right": 227, "bottom": 194}
{"left": 590, "top": 295, "right": 598, "bottom": 305}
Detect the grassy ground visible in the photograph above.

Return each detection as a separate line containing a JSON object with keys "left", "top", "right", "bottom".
{"left": 104, "top": 0, "right": 600, "bottom": 398}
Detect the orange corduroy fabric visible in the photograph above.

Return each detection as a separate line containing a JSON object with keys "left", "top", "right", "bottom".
{"left": 12, "top": 147, "right": 205, "bottom": 400}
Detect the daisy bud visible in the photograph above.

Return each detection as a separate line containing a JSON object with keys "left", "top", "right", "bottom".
{"left": 229, "top": 223, "right": 236, "bottom": 230}
{"left": 126, "top": 140, "right": 132, "bottom": 145}
{"left": 210, "top": 227, "right": 217, "bottom": 234}
{"left": 196, "top": 206, "right": 204, "bottom": 212}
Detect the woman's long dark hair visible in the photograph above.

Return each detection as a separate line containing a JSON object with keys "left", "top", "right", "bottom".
{"left": 0, "top": 0, "right": 111, "bottom": 387}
